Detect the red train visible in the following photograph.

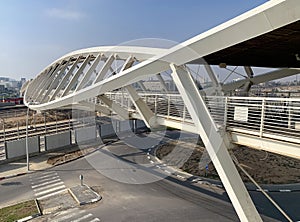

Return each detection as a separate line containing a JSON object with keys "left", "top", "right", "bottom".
{"left": 0, "top": 97, "right": 24, "bottom": 105}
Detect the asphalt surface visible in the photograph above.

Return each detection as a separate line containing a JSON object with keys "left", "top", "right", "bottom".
{"left": 0, "top": 130, "right": 299, "bottom": 221}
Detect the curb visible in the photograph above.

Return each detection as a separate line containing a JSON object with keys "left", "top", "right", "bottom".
{"left": 68, "top": 185, "right": 102, "bottom": 206}
{"left": 16, "top": 213, "right": 40, "bottom": 222}
{"left": 0, "top": 172, "right": 28, "bottom": 181}
{"left": 16, "top": 199, "right": 42, "bottom": 222}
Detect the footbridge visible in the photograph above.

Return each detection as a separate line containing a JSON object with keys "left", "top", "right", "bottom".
{"left": 24, "top": 0, "right": 300, "bottom": 221}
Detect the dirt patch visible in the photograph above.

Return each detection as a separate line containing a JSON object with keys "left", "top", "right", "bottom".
{"left": 47, "top": 147, "right": 96, "bottom": 166}
{"left": 156, "top": 139, "right": 300, "bottom": 184}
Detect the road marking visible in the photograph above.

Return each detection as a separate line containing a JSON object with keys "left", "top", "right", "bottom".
{"left": 31, "top": 178, "right": 62, "bottom": 188}
{"left": 164, "top": 170, "right": 171, "bottom": 174}
{"left": 37, "top": 189, "right": 67, "bottom": 200}
{"left": 35, "top": 185, "right": 66, "bottom": 196}
{"left": 90, "top": 218, "right": 101, "bottom": 222}
{"left": 34, "top": 172, "right": 58, "bottom": 179}
{"left": 71, "top": 213, "right": 93, "bottom": 222}
{"left": 279, "top": 189, "right": 291, "bottom": 192}
{"left": 52, "top": 210, "right": 86, "bottom": 222}
{"left": 54, "top": 207, "right": 81, "bottom": 216}
{"left": 33, "top": 181, "right": 64, "bottom": 192}
{"left": 31, "top": 176, "right": 60, "bottom": 184}
{"left": 39, "top": 171, "right": 57, "bottom": 175}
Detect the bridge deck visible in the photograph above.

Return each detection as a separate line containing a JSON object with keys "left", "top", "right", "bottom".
{"left": 103, "top": 92, "right": 300, "bottom": 159}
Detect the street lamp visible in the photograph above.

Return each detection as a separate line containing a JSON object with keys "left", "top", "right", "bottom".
{"left": 26, "top": 101, "right": 39, "bottom": 172}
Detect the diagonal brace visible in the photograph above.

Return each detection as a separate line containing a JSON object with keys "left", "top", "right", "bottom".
{"left": 170, "top": 64, "right": 262, "bottom": 222}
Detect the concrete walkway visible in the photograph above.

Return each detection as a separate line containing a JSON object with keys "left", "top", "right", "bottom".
{"left": 0, "top": 145, "right": 87, "bottom": 180}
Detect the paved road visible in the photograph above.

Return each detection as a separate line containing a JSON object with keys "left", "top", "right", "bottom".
{"left": 0, "top": 130, "right": 299, "bottom": 221}
{"left": 57, "top": 147, "right": 240, "bottom": 222}
{"left": 0, "top": 174, "right": 33, "bottom": 208}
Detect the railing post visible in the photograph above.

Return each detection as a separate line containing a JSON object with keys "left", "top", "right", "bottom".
{"left": 288, "top": 100, "right": 292, "bottom": 129}
{"left": 2, "top": 119, "right": 5, "bottom": 143}
{"left": 167, "top": 95, "right": 170, "bottom": 118}
{"left": 223, "top": 97, "right": 228, "bottom": 129}
{"left": 154, "top": 95, "right": 157, "bottom": 115}
{"left": 44, "top": 112, "right": 47, "bottom": 135}
{"left": 260, "top": 99, "right": 266, "bottom": 137}
{"left": 17, "top": 121, "right": 20, "bottom": 139}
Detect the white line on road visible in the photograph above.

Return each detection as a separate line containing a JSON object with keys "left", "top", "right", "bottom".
{"left": 33, "top": 181, "right": 64, "bottom": 192}
{"left": 52, "top": 210, "right": 86, "bottom": 222}
{"left": 71, "top": 213, "right": 93, "bottom": 222}
{"left": 31, "top": 172, "right": 58, "bottom": 180}
{"left": 90, "top": 218, "right": 101, "bottom": 222}
{"left": 33, "top": 172, "right": 57, "bottom": 179}
{"left": 39, "top": 171, "right": 57, "bottom": 175}
{"left": 31, "top": 178, "right": 61, "bottom": 188}
{"left": 35, "top": 185, "right": 66, "bottom": 196}
{"left": 37, "top": 189, "right": 67, "bottom": 200}
{"left": 31, "top": 176, "right": 60, "bottom": 184}
{"left": 53, "top": 207, "right": 82, "bottom": 217}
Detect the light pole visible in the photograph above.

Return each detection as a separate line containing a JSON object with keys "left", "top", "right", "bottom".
{"left": 26, "top": 105, "right": 30, "bottom": 171}
{"left": 26, "top": 101, "right": 38, "bottom": 172}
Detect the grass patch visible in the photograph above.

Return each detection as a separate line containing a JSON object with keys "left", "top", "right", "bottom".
{"left": 0, "top": 200, "right": 39, "bottom": 222}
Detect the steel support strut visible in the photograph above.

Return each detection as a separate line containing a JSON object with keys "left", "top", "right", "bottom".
{"left": 170, "top": 64, "right": 262, "bottom": 222}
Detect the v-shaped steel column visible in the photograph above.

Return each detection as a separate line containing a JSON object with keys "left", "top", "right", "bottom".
{"left": 170, "top": 64, "right": 262, "bottom": 222}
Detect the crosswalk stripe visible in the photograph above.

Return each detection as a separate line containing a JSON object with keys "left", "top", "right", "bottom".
{"left": 35, "top": 185, "right": 66, "bottom": 196}
{"left": 71, "top": 213, "right": 93, "bottom": 222}
{"left": 52, "top": 210, "right": 86, "bottom": 222}
{"left": 31, "top": 176, "right": 60, "bottom": 184}
{"left": 39, "top": 170, "right": 57, "bottom": 175}
{"left": 37, "top": 189, "right": 67, "bottom": 200}
{"left": 31, "top": 178, "right": 62, "bottom": 188}
{"left": 35, "top": 172, "right": 58, "bottom": 179}
{"left": 54, "top": 208, "right": 82, "bottom": 217}
{"left": 33, "top": 181, "right": 64, "bottom": 192}
{"left": 30, "top": 172, "right": 58, "bottom": 181}
{"left": 90, "top": 218, "right": 101, "bottom": 222}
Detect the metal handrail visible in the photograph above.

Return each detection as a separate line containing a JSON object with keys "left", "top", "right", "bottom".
{"left": 103, "top": 92, "right": 300, "bottom": 145}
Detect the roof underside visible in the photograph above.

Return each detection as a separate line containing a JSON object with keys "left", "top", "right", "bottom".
{"left": 191, "top": 20, "right": 300, "bottom": 68}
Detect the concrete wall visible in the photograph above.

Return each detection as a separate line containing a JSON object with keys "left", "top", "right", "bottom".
{"left": 100, "top": 123, "right": 116, "bottom": 138}
{"left": 5, "top": 136, "right": 40, "bottom": 159}
{"left": 136, "top": 119, "right": 147, "bottom": 130}
{"left": 45, "top": 131, "right": 71, "bottom": 151}
{"left": 119, "top": 120, "right": 132, "bottom": 132}
{"left": 75, "top": 126, "right": 97, "bottom": 144}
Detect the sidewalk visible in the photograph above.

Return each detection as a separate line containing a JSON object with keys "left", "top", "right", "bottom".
{"left": 0, "top": 145, "right": 89, "bottom": 180}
